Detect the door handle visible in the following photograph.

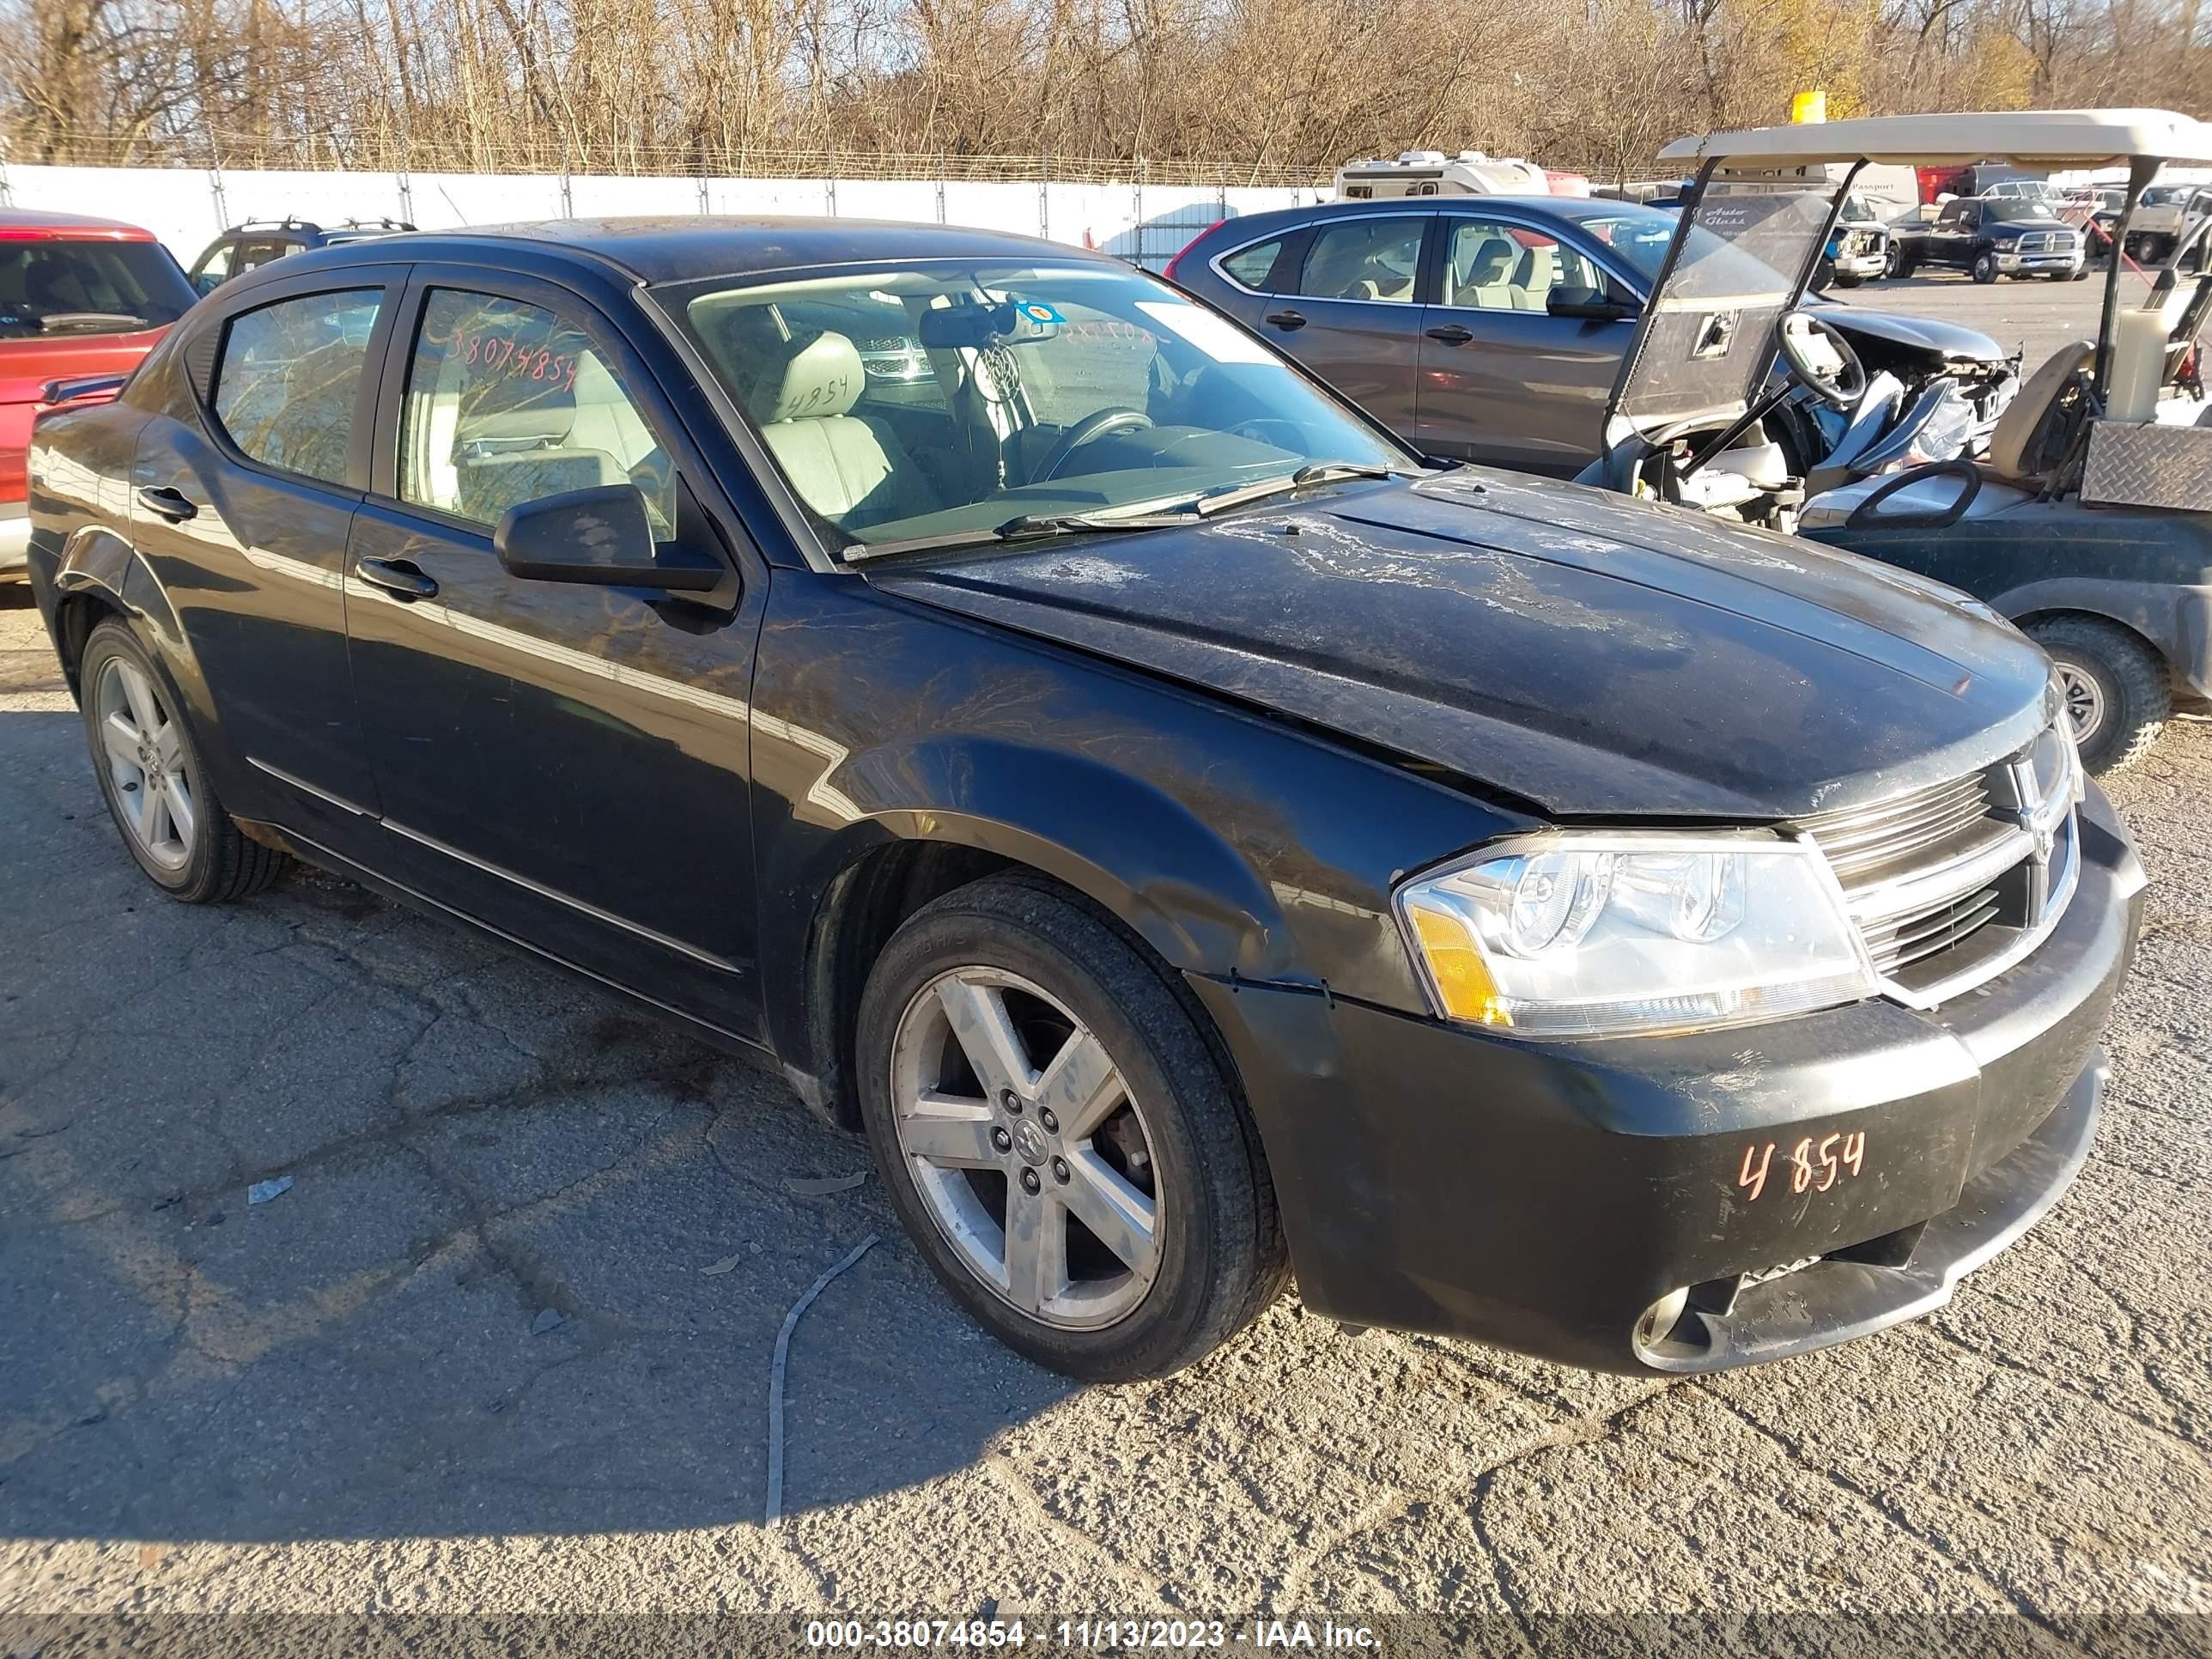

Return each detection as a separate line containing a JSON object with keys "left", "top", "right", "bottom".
{"left": 1425, "top": 325, "right": 1474, "bottom": 345}
{"left": 353, "top": 556, "right": 439, "bottom": 602}
{"left": 136, "top": 485, "right": 197, "bottom": 523}
{"left": 1264, "top": 309, "right": 1307, "bottom": 331}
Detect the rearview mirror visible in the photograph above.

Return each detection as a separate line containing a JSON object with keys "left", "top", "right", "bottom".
{"left": 494, "top": 484, "right": 722, "bottom": 592}
{"left": 916, "top": 298, "right": 1062, "bottom": 350}
{"left": 1548, "top": 286, "right": 1636, "bottom": 322}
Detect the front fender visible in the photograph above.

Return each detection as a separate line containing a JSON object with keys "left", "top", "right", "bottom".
{"left": 800, "top": 738, "right": 1294, "bottom": 983}
{"left": 1996, "top": 577, "right": 2212, "bottom": 696}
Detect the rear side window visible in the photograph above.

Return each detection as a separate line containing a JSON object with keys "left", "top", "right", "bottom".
{"left": 1219, "top": 238, "right": 1288, "bottom": 291}
{"left": 0, "top": 239, "right": 198, "bottom": 338}
{"left": 1297, "top": 219, "right": 1425, "bottom": 303}
{"left": 397, "top": 288, "right": 675, "bottom": 533}
{"left": 212, "top": 288, "right": 383, "bottom": 485}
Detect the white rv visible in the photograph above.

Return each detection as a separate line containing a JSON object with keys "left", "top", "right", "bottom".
{"left": 1332, "top": 151, "right": 1553, "bottom": 199}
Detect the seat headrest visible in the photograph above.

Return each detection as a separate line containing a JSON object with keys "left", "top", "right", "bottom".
{"left": 747, "top": 330, "right": 865, "bottom": 424}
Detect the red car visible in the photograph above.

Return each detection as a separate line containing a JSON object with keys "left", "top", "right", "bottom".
{"left": 2, "top": 210, "right": 198, "bottom": 578}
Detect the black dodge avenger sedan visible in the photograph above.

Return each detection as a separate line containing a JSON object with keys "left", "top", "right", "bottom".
{"left": 26, "top": 218, "right": 2144, "bottom": 1381}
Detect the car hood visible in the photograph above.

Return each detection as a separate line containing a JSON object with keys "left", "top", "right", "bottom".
{"left": 865, "top": 472, "right": 2057, "bottom": 820}
{"left": 1812, "top": 302, "right": 2009, "bottom": 367}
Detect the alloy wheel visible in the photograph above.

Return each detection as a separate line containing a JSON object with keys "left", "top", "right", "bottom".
{"left": 95, "top": 656, "right": 198, "bottom": 871}
{"left": 889, "top": 966, "right": 1163, "bottom": 1330}
{"left": 2055, "top": 661, "right": 2106, "bottom": 746}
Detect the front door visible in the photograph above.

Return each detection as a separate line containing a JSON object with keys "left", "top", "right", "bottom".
{"left": 1414, "top": 215, "right": 1635, "bottom": 472}
{"left": 342, "top": 270, "right": 769, "bottom": 1039}
{"left": 1252, "top": 214, "right": 1430, "bottom": 441}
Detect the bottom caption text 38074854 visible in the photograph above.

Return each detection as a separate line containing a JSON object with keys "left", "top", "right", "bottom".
{"left": 805, "top": 1620, "right": 1381, "bottom": 1650}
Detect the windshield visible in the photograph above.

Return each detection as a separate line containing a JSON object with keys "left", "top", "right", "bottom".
{"left": 661, "top": 261, "right": 1409, "bottom": 554}
{"left": 1614, "top": 181, "right": 1830, "bottom": 429}
{"left": 0, "top": 239, "right": 196, "bottom": 339}
{"left": 1571, "top": 208, "right": 1685, "bottom": 287}
{"left": 1984, "top": 199, "right": 2053, "bottom": 222}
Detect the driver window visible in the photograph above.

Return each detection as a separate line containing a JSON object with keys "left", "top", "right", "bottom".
{"left": 1440, "top": 222, "right": 1599, "bottom": 311}
{"left": 1297, "top": 218, "right": 1424, "bottom": 303}
{"left": 193, "top": 243, "right": 235, "bottom": 292}
{"left": 398, "top": 288, "right": 676, "bottom": 535}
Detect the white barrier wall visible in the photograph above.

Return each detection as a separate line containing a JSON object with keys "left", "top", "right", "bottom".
{"left": 0, "top": 164, "right": 1326, "bottom": 270}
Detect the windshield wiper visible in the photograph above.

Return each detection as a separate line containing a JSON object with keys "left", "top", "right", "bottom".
{"left": 841, "top": 464, "right": 1407, "bottom": 563}
{"left": 842, "top": 506, "right": 1199, "bottom": 562}
{"left": 1190, "top": 460, "right": 1403, "bottom": 517}
{"left": 992, "top": 510, "right": 1198, "bottom": 538}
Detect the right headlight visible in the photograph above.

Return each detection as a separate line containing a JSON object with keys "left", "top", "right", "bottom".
{"left": 1395, "top": 830, "right": 1881, "bottom": 1040}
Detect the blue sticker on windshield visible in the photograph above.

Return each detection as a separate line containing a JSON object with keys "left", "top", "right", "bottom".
{"left": 1016, "top": 301, "right": 1063, "bottom": 325}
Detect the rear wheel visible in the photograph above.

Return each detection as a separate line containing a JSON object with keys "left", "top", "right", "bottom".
{"left": 1972, "top": 251, "right": 2001, "bottom": 283}
{"left": 855, "top": 873, "right": 1287, "bottom": 1380}
{"left": 78, "top": 620, "right": 289, "bottom": 902}
{"left": 2027, "top": 616, "right": 2171, "bottom": 774}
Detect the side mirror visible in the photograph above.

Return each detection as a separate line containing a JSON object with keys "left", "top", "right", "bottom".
{"left": 494, "top": 484, "right": 722, "bottom": 592}
{"left": 1547, "top": 286, "right": 1636, "bottom": 322}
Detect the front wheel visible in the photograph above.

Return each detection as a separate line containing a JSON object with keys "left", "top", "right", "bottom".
{"left": 1972, "top": 252, "right": 2002, "bottom": 283}
{"left": 2027, "top": 616, "right": 2171, "bottom": 774}
{"left": 855, "top": 874, "right": 1287, "bottom": 1380}
{"left": 1831, "top": 270, "right": 1864, "bottom": 289}
{"left": 77, "top": 619, "right": 290, "bottom": 902}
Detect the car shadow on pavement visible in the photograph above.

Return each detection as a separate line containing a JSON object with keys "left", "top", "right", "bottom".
{"left": 1, "top": 700, "right": 1082, "bottom": 1543}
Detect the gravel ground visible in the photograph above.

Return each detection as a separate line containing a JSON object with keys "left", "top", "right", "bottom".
{"left": 3, "top": 275, "right": 2209, "bottom": 1649}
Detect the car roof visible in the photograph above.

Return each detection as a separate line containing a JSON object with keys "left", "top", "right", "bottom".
{"left": 1661, "top": 107, "right": 2212, "bottom": 168}
{"left": 290, "top": 216, "right": 1127, "bottom": 286}
{"left": 1194, "top": 194, "right": 1671, "bottom": 246}
{"left": 0, "top": 207, "right": 160, "bottom": 241}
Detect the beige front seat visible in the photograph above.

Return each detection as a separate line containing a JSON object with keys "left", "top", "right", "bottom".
{"left": 1986, "top": 338, "right": 2095, "bottom": 481}
{"left": 744, "top": 331, "right": 931, "bottom": 527}
{"left": 1450, "top": 239, "right": 1519, "bottom": 310}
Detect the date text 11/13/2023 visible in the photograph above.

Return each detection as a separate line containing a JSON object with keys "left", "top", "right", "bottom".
{"left": 803, "top": 1621, "right": 1381, "bottom": 1649}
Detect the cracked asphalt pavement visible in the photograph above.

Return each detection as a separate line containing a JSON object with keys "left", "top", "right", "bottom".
{"left": 3, "top": 563, "right": 2210, "bottom": 1647}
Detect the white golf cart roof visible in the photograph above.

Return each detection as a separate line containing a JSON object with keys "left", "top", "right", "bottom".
{"left": 1660, "top": 109, "right": 2212, "bottom": 170}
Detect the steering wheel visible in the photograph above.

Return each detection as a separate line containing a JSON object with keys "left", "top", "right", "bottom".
{"left": 1778, "top": 310, "right": 1868, "bottom": 409}
{"left": 1034, "top": 407, "right": 1153, "bottom": 482}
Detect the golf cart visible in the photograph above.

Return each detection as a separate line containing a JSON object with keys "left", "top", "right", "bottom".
{"left": 1588, "top": 109, "right": 2212, "bottom": 772}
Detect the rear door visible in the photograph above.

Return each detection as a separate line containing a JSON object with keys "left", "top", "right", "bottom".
{"left": 129, "top": 264, "right": 407, "bottom": 855}
{"left": 1413, "top": 212, "right": 1634, "bottom": 472}
{"left": 1249, "top": 214, "right": 1430, "bottom": 441}
{"left": 340, "top": 265, "right": 768, "bottom": 1037}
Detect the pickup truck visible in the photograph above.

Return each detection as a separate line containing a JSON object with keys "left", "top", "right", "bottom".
{"left": 2, "top": 210, "right": 197, "bottom": 577}
{"left": 1889, "top": 196, "right": 2088, "bottom": 283}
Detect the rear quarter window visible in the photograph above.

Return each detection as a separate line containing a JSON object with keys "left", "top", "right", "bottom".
{"left": 211, "top": 288, "right": 383, "bottom": 485}
{"left": 1219, "top": 239, "right": 1289, "bottom": 291}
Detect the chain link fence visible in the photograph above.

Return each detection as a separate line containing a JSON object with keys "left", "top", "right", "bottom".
{"left": 0, "top": 129, "right": 1329, "bottom": 190}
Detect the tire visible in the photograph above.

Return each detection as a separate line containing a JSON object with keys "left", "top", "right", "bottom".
{"left": 2027, "top": 616, "right": 2172, "bottom": 775}
{"left": 854, "top": 872, "right": 1288, "bottom": 1380}
{"left": 2071, "top": 264, "right": 2092, "bottom": 281}
{"left": 1832, "top": 271, "right": 1864, "bottom": 289}
{"left": 78, "top": 618, "right": 289, "bottom": 902}
{"left": 1972, "top": 251, "right": 2001, "bottom": 283}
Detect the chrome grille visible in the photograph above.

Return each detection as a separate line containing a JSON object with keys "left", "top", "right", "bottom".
{"left": 1805, "top": 773, "right": 1996, "bottom": 890}
{"left": 2017, "top": 231, "right": 2076, "bottom": 254}
{"left": 1859, "top": 882, "right": 2002, "bottom": 975}
{"left": 1796, "top": 723, "right": 2081, "bottom": 1006}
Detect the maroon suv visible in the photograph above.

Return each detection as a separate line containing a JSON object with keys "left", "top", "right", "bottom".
{"left": 2, "top": 210, "right": 198, "bottom": 577}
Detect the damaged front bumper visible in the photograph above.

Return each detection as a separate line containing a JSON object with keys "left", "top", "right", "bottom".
{"left": 1194, "top": 787, "right": 2145, "bottom": 1375}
